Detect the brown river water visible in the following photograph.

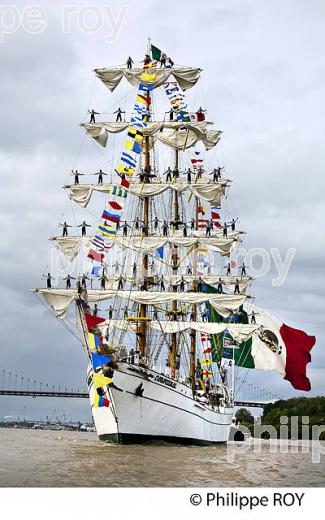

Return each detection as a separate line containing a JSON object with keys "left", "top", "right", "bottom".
{"left": 0, "top": 429, "right": 324, "bottom": 487}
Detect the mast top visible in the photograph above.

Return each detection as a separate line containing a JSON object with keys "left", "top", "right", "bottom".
{"left": 147, "top": 37, "right": 152, "bottom": 56}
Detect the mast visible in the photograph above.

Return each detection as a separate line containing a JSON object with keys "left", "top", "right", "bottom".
{"left": 189, "top": 196, "right": 199, "bottom": 393}
{"left": 170, "top": 148, "right": 179, "bottom": 378}
{"left": 231, "top": 343, "right": 235, "bottom": 405}
{"left": 137, "top": 91, "right": 151, "bottom": 362}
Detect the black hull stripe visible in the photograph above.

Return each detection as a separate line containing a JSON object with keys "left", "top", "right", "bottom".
{"left": 99, "top": 432, "right": 227, "bottom": 446}
{"left": 123, "top": 388, "right": 232, "bottom": 427}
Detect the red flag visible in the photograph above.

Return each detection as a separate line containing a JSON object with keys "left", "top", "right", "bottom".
{"left": 109, "top": 200, "right": 123, "bottom": 210}
{"left": 121, "top": 178, "right": 130, "bottom": 189}
{"left": 87, "top": 249, "right": 104, "bottom": 263}
{"left": 230, "top": 260, "right": 237, "bottom": 268}
{"left": 281, "top": 324, "right": 316, "bottom": 391}
{"left": 85, "top": 313, "right": 105, "bottom": 330}
{"left": 214, "top": 221, "right": 222, "bottom": 228}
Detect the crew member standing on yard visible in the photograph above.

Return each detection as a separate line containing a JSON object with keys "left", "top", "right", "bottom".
{"left": 134, "top": 216, "right": 141, "bottom": 231}
{"left": 94, "top": 169, "right": 107, "bottom": 184}
{"left": 164, "top": 167, "right": 173, "bottom": 182}
{"left": 71, "top": 170, "right": 84, "bottom": 185}
{"left": 185, "top": 168, "right": 192, "bottom": 183}
{"left": 118, "top": 275, "right": 124, "bottom": 290}
{"left": 114, "top": 108, "right": 124, "bottom": 122}
{"left": 160, "top": 52, "right": 167, "bottom": 67}
{"left": 223, "top": 222, "right": 229, "bottom": 238}
{"left": 179, "top": 276, "right": 185, "bottom": 292}
{"left": 126, "top": 56, "right": 133, "bottom": 69}
{"left": 43, "top": 273, "right": 55, "bottom": 289}
{"left": 60, "top": 221, "right": 72, "bottom": 237}
{"left": 206, "top": 221, "right": 212, "bottom": 237}
{"left": 162, "top": 220, "right": 169, "bottom": 237}
{"left": 234, "top": 278, "right": 240, "bottom": 294}
{"left": 231, "top": 217, "right": 238, "bottom": 232}
{"left": 160, "top": 275, "right": 165, "bottom": 291}
{"left": 122, "top": 221, "right": 131, "bottom": 237}
{"left": 93, "top": 304, "right": 100, "bottom": 317}
{"left": 141, "top": 222, "right": 149, "bottom": 237}
{"left": 172, "top": 168, "right": 179, "bottom": 181}
{"left": 88, "top": 109, "right": 99, "bottom": 123}
{"left": 167, "top": 108, "right": 174, "bottom": 121}
{"left": 100, "top": 271, "right": 108, "bottom": 290}
{"left": 197, "top": 277, "right": 203, "bottom": 292}
{"left": 196, "top": 166, "right": 204, "bottom": 179}
{"left": 77, "top": 220, "right": 91, "bottom": 237}
{"left": 241, "top": 262, "right": 247, "bottom": 276}
{"left": 143, "top": 54, "right": 151, "bottom": 65}
{"left": 64, "top": 274, "right": 75, "bottom": 289}
{"left": 153, "top": 216, "right": 160, "bottom": 232}
{"left": 81, "top": 274, "right": 89, "bottom": 288}
{"left": 108, "top": 305, "right": 114, "bottom": 319}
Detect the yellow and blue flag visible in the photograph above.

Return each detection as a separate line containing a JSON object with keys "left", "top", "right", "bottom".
{"left": 93, "top": 372, "right": 113, "bottom": 389}
{"left": 88, "top": 333, "right": 102, "bottom": 350}
{"left": 125, "top": 139, "right": 141, "bottom": 154}
{"left": 108, "top": 185, "right": 128, "bottom": 197}
{"left": 98, "top": 224, "right": 117, "bottom": 237}
{"left": 93, "top": 393, "right": 110, "bottom": 408}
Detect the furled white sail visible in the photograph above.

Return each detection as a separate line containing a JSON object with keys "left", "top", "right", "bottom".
{"left": 50, "top": 232, "right": 241, "bottom": 260}
{"left": 67, "top": 181, "right": 229, "bottom": 208}
{"left": 95, "top": 67, "right": 201, "bottom": 92}
{"left": 82, "top": 121, "right": 222, "bottom": 151}
{"left": 115, "top": 234, "right": 239, "bottom": 256}
{"left": 34, "top": 289, "right": 247, "bottom": 319}
{"left": 82, "top": 120, "right": 212, "bottom": 135}
{"left": 99, "top": 320, "right": 260, "bottom": 342}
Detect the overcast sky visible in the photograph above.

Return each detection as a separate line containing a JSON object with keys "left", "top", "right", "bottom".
{"left": 0, "top": 0, "right": 324, "bottom": 422}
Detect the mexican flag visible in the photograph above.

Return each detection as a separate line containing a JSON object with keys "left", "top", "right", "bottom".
{"left": 151, "top": 44, "right": 162, "bottom": 61}
{"left": 211, "top": 307, "right": 316, "bottom": 391}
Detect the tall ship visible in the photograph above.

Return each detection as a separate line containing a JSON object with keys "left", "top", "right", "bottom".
{"left": 33, "top": 42, "right": 316, "bottom": 444}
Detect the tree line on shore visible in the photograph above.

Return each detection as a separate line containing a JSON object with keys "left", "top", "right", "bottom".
{"left": 235, "top": 396, "right": 325, "bottom": 439}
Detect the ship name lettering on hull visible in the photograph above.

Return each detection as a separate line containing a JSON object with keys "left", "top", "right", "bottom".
{"left": 154, "top": 375, "right": 177, "bottom": 389}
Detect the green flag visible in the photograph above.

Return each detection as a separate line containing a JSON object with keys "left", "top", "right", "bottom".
{"left": 204, "top": 286, "right": 254, "bottom": 368}
{"left": 151, "top": 44, "right": 162, "bottom": 61}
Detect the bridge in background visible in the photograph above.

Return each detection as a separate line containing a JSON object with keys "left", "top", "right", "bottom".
{"left": 0, "top": 368, "right": 279, "bottom": 409}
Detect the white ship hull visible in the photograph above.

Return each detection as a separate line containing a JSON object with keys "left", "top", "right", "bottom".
{"left": 89, "top": 362, "right": 234, "bottom": 444}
